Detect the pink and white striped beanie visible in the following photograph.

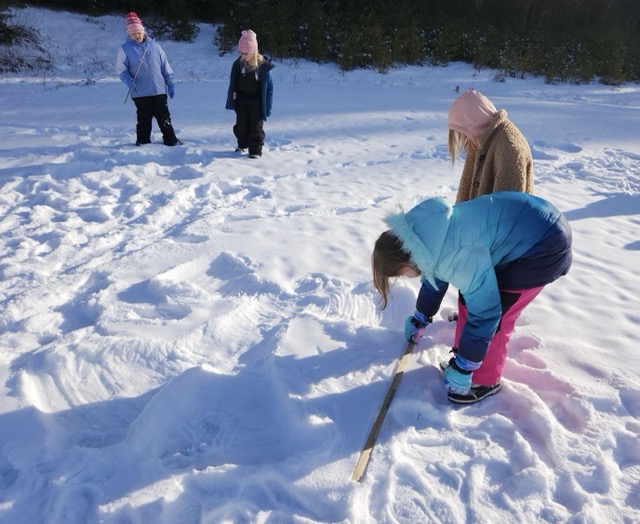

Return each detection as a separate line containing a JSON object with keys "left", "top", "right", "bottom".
{"left": 125, "top": 12, "right": 144, "bottom": 35}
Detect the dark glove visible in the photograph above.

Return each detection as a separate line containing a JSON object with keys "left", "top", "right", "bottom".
{"left": 443, "top": 355, "right": 481, "bottom": 394}
{"left": 167, "top": 84, "right": 175, "bottom": 99}
{"left": 404, "top": 310, "right": 432, "bottom": 343}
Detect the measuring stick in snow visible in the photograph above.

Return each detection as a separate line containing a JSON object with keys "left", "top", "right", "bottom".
{"left": 351, "top": 340, "right": 415, "bottom": 482}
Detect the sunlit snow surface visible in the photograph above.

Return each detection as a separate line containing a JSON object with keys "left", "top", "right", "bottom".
{"left": 1, "top": 8, "right": 639, "bottom": 524}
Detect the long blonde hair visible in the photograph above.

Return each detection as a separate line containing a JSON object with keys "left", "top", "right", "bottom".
{"left": 242, "top": 52, "right": 265, "bottom": 70}
{"left": 372, "top": 231, "right": 413, "bottom": 310}
{"left": 448, "top": 129, "right": 473, "bottom": 166}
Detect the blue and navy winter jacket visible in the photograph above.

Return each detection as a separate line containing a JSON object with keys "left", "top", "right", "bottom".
{"left": 225, "top": 56, "right": 274, "bottom": 121}
{"left": 385, "top": 192, "right": 572, "bottom": 363}
{"left": 116, "top": 36, "right": 174, "bottom": 98}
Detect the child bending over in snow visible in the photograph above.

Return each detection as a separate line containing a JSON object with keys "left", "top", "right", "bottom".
{"left": 371, "top": 192, "right": 572, "bottom": 404}
{"left": 225, "top": 30, "right": 274, "bottom": 159}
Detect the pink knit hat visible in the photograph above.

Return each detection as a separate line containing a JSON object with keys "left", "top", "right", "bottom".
{"left": 448, "top": 90, "right": 498, "bottom": 142}
{"left": 125, "top": 12, "right": 144, "bottom": 34}
{"left": 238, "top": 30, "right": 258, "bottom": 54}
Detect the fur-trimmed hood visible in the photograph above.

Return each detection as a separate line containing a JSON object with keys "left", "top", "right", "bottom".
{"left": 384, "top": 198, "right": 452, "bottom": 288}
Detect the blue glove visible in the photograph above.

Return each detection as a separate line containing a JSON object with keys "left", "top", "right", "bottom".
{"left": 404, "top": 310, "right": 432, "bottom": 343}
{"left": 167, "top": 84, "right": 175, "bottom": 99}
{"left": 443, "top": 355, "right": 481, "bottom": 395}
{"left": 125, "top": 76, "right": 136, "bottom": 89}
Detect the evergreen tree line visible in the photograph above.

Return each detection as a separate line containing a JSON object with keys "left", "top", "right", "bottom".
{"left": 5, "top": 0, "right": 640, "bottom": 83}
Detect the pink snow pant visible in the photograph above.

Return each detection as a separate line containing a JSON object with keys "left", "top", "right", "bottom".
{"left": 453, "top": 286, "right": 544, "bottom": 386}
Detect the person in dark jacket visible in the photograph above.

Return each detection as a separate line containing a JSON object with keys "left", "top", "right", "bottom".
{"left": 225, "top": 30, "right": 274, "bottom": 158}
{"left": 116, "top": 12, "right": 181, "bottom": 146}
{"left": 372, "top": 192, "right": 572, "bottom": 404}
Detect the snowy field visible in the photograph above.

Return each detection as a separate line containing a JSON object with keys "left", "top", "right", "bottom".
{"left": 1, "top": 7, "right": 640, "bottom": 524}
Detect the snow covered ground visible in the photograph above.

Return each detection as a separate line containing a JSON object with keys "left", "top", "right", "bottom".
{"left": 1, "top": 7, "right": 639, "bottom": 523}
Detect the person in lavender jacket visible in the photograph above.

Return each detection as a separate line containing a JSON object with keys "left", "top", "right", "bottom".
{"left": 116, "top": 12, "right": 181, "bottom": 146}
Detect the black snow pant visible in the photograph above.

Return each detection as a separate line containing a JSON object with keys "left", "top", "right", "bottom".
{"left": 133, "top": 94, "right": 179, "bottom": 145}
{"left": 233, "top": 95, "right": 264, "bottom": 156}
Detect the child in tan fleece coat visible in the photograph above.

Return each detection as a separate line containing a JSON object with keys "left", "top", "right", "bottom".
{"left": 448, "top": 89, "right": 533, "bottom": 203}
{"left": 442, "top": 90, "right": 535, "bottom": 400}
